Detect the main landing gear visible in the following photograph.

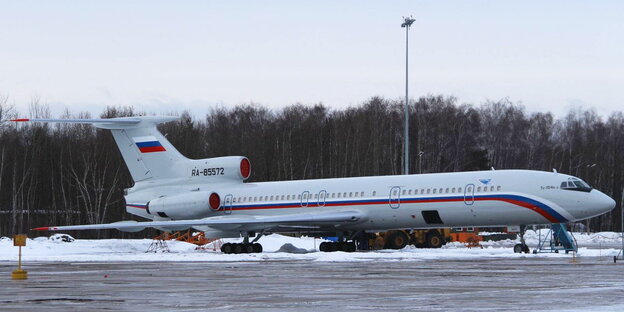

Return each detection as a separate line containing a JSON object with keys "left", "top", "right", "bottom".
{"left": 221, "top": 242, "right": 262, "bottom": 254}
{"left": 319, "top": 241, "right": 356, "bottom": 252}
{"left": 319, "top": 232, "right": 357, "bottom": 253}
{"left": 221, "top": 232, "right": 264, "bottom": 254}
{"left": 513, "top": 225, "right": 530, "bottom": 254}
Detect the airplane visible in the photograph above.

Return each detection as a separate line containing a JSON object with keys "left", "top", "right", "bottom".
{"left": 11, "top": 116, "right": 616, "bottom": 254}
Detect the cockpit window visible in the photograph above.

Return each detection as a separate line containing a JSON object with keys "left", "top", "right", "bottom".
{"left": 561, "top": 178, "right": 592, "bottom": 192}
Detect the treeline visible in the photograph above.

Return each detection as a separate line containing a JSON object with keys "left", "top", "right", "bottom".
{"left": 0, "top": 95, "right": 622, "bottom": 238}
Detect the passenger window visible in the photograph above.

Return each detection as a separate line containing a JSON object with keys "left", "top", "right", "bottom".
{"left": 477, "top": 187, "right": 481, "bottom": 192}
{"left": 402, "top": 190, "right": 406, "bottom": 195}
{"left": 490, "top": 186, "right": 494, "bottom": 191}
{"left": 372, "top": 191, "right": 376, "bottom": 196}
{"left": 451, "top": 188, "right": 456, "bottom": 193}
{"left": 421, "top": 189, "right": 425, "bottom": 194}
{"left": 337, "top": 193, "right": 341, "bottom": 198}
{"left": 297, "top": 195, "right": 301, "bottom": 199}
{"left": 445, "top": 188, "right": 449, "bottom": 193}
{"left": 427, "top": 189, "right": 431, "bottom": 194}
{"left": 270, "top": 196, "right": 274, "bottom": 200}
{"left": 497, "top": 186, "right": 501, "bottom": 191}
{"left": 360, "top": 192, "right": 364, "bottom": 197}
{"left": 458, "top": 187, "right": 462, "bottom": 193}
{"left": 433, "top": 189, "right": 437, "bottom": 194}
{"left": 349, "top": 192, "right": 353, "bottom": 197}
{"left": 439, "top": 188, "right": 443, "bottom": 194}
{"left": 408, "top": 189, "right": 412, "bottom": 195}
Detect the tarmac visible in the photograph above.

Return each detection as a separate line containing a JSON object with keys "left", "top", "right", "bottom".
{"left": 1, "top": 256, "right": 624, "bottom": 311}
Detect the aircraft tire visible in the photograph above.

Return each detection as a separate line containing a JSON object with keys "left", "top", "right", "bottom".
{"left": 319, "top": 242, "right": 328, "bottom": 252}
{"left": 244, "top": 243, "right": 254, "bottom": 253}
{"left": 234, "top": 243, "right": 244, "bottom": 254}
{"left": 513, "top": 243, "right": 530, "bottom": 253}
{"left": 221, "top": 243, "right": 233, "bottom": 254}
{"left": 252, "top": 243, "right": 263, "bottom": 253}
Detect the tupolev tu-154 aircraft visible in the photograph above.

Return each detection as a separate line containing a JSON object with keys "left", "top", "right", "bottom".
{"left": 13, "top": 116, "right": 615, "bottom": 254}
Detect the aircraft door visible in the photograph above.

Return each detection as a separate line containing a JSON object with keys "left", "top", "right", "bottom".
{"left": 223, "top": 194, "right": 233, "bottom": 215}
{"left": 389, "top": 186, "right": 401, "bottom": 209}
{"left": 318, "top": 190, "right": 327, "bottom": 207}
{"left": 464, "top": 184, "right": 475, "bottom": 205}
{"left": 301, "top": 191, "right": 310, "bottom": 207}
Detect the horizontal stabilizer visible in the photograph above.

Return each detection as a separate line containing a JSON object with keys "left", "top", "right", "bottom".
{"left": 32, "top": 210, "right": 366, "bottom": 232}
{"left": 10, "top": 116, "right": 179, "bottom": 129}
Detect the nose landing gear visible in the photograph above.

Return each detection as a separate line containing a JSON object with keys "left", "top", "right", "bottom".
{"left": 513, "top": 225, "right": 531, "bottom": 254}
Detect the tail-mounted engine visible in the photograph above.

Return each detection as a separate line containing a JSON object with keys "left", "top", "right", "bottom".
{"left": 147, "top": 191, "right": 222, "bottom": 220}
{"left": 189, "top": 156, "right": 251, "bottom": 181}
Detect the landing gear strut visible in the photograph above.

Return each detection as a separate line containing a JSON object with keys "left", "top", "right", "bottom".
{"left": 513, "top": 225, "right": 530, "bottom": 254}
{"left": 221, "top": 232, "right": 264, "bottom": 254}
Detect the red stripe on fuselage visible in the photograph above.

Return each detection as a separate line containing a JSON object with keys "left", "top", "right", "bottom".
{"left": 491, "top": 198, "right": 559, "bottom": 223}
{"left": 228, "top": 196, "right": 560, "bottom": 222}
{"left": 126, "top": 204, "right": 147, "bottom": 209}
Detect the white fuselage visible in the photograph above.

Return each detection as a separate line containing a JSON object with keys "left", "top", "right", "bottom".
{"left": 124, "top": 169, "right": 615, "bottom": 237}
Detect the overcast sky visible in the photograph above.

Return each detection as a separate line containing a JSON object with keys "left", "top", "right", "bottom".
{"left": 1, "top": 1, "right": 622, "bottom": 118}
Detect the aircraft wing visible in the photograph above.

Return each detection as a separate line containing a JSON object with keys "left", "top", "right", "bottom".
{"left": 32, "top": 210, "right": 366, "bottom": 232}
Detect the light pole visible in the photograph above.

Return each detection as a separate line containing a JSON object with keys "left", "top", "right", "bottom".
{"left": 401, "top": 16, "right": 415, "bottom": 175}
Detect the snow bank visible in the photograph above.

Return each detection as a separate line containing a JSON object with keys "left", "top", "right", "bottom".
{"left": 0, "top": 232, "right": 621, "bottom": 263}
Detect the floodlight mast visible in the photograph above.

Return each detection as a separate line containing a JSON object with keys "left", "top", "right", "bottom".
{"left": 401, "top": 16, "right": 415, "bottom": 175}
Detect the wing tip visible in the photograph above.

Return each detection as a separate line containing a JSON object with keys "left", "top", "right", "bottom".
{"left": 10, "top": 118, "right": 30, "bottom": 122}
{"left": 31, "top": 227, "right": 50, "bottom": 231}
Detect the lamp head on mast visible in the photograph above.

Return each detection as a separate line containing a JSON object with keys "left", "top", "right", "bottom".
{"left": 401, "top": 16, "right": 416, "bottom": 28}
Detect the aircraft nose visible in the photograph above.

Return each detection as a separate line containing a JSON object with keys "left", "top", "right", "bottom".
{"left": 591, "top": 190, "right": 616, "bottom": 215}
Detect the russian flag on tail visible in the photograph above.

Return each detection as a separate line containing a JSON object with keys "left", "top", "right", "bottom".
{"left": 133, "top": 136, "right": 166, "bottom": 153}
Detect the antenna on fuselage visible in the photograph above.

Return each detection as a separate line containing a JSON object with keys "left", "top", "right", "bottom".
{"left": 491, "top": 167, "right": 495, "bottom": 171}
{"left": 553, "top": 169, "right": 558, "bottom": 173}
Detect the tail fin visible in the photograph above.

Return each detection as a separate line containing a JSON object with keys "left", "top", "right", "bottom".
{"left": 11, "top": 116, "right": 185, "bottom": 182}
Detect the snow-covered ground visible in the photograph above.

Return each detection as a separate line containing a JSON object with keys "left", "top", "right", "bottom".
{"left": 1, "top": 230, "right": 622, "bottom": 262}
